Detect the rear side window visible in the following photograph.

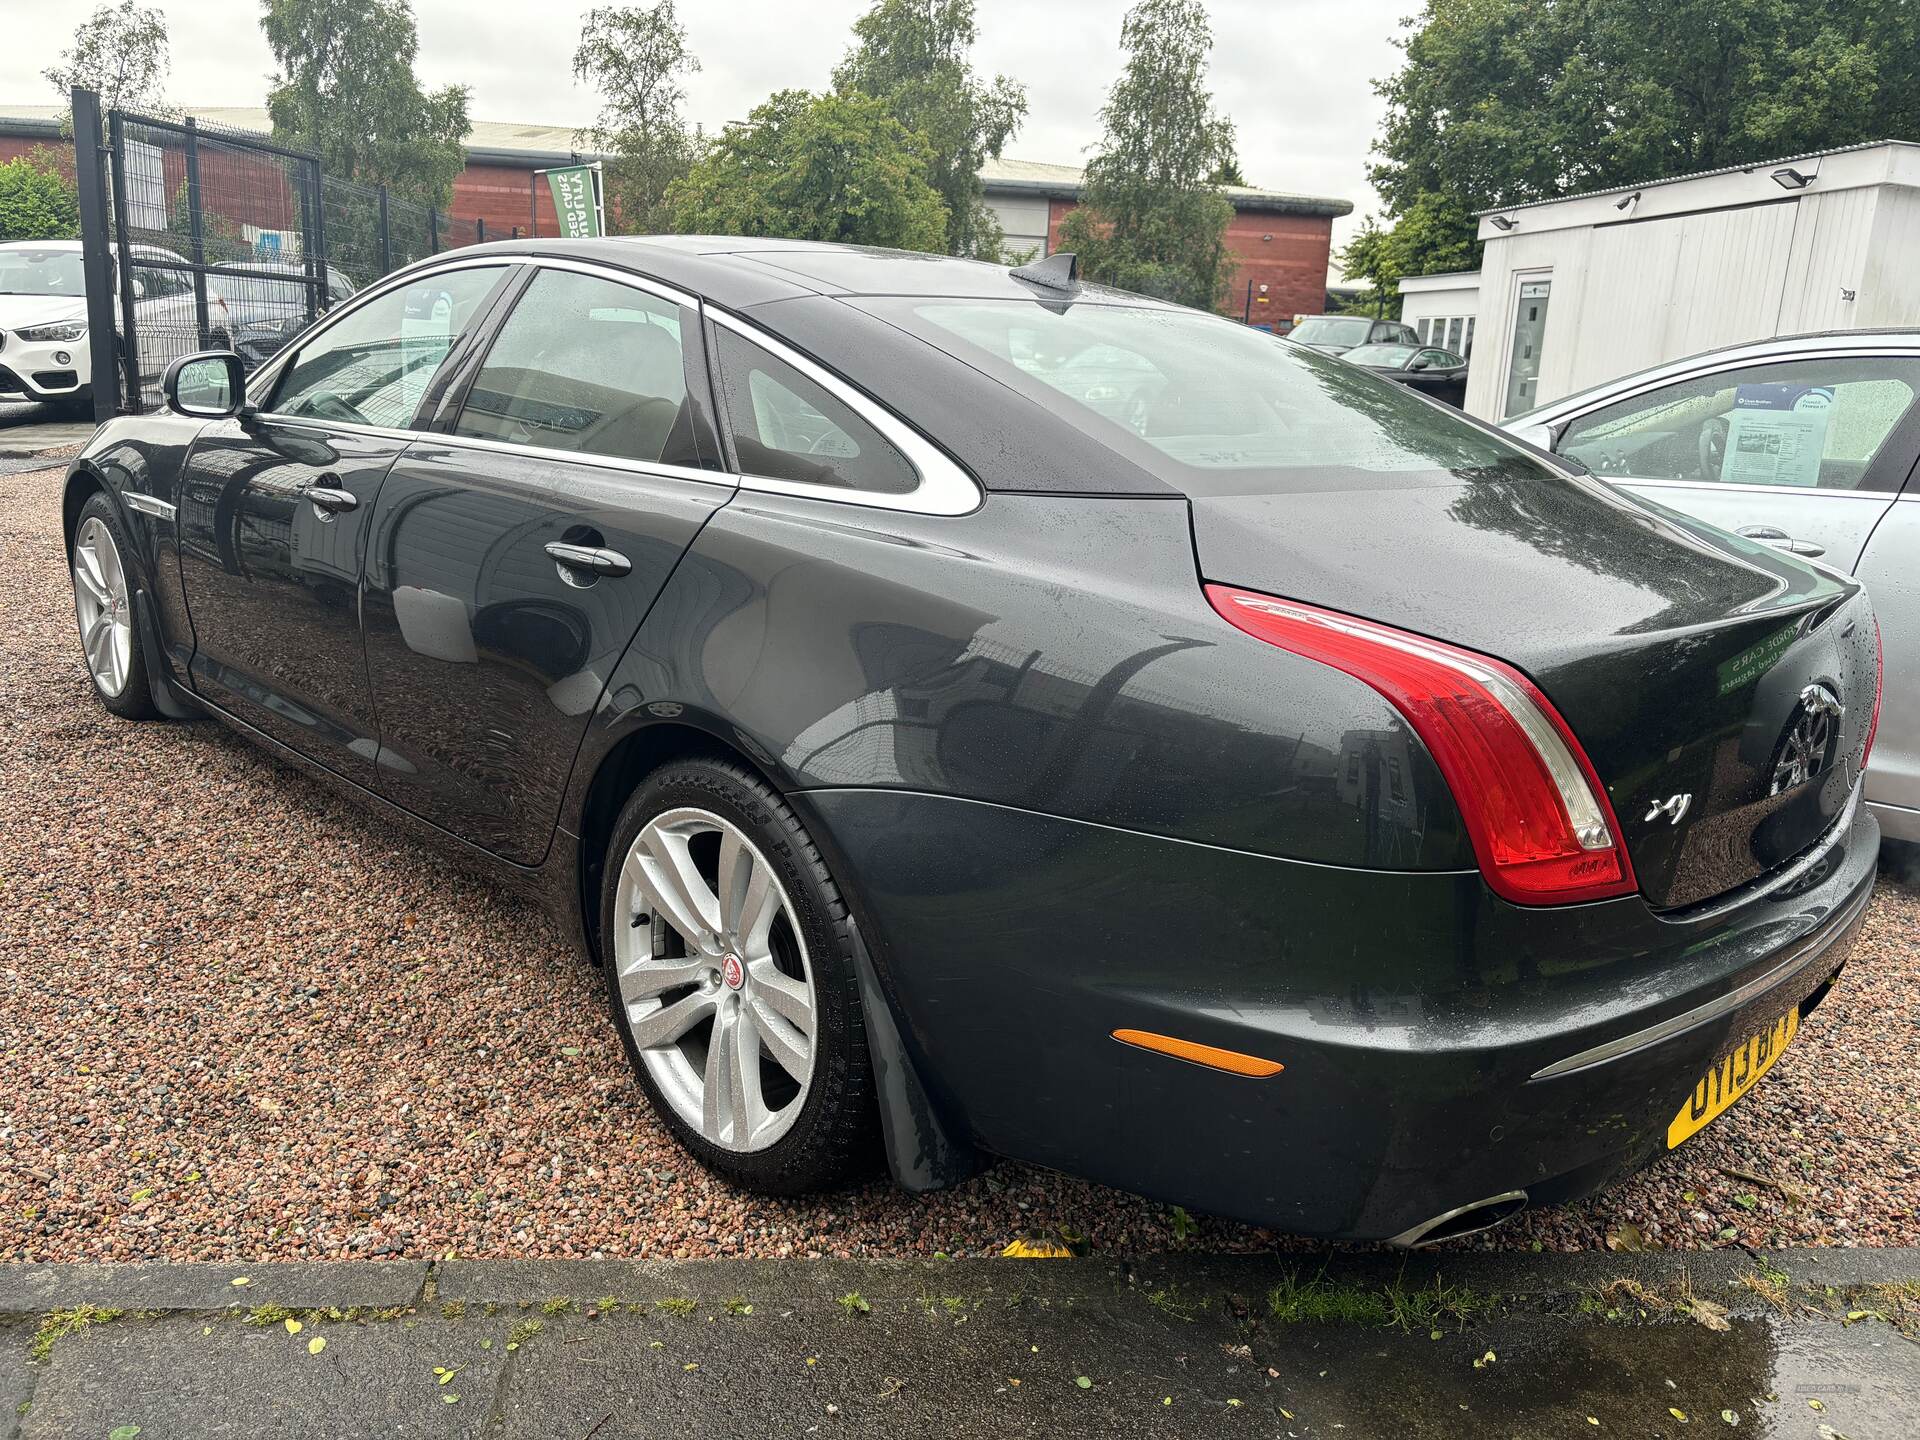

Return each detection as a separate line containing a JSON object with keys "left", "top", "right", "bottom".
{"left": 889, "top": 299, "right": 1542, "bottom": 487}
{"left": 713, "top": 327, "right": 917, "bottom": 494}
{"left": 1559, "top": 356, "right": 1920, "bottom": 491}
{"left": 270, "top": 266, "right": 504, "bottom": 429}
{"left": 452, "top": 268, "right": 699, "bottom": 467}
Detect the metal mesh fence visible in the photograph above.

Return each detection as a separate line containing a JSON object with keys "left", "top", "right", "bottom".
{"left": 99, "top": 104, "right": 488, "bottom": 412}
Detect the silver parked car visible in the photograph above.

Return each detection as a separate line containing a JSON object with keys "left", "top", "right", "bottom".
{"left": 1506, "top": 330, "right": 1917, "bottom": 844}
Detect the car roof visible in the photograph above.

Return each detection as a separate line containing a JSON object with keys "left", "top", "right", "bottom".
{"left": 0, "top": 238, "right": 82, "bottom": 251}
{"left": 1517, "top": 328, "right": 1920, "bottom": 422}
{"left": 428, "top": 236, "right": 1185, "bottom": 313}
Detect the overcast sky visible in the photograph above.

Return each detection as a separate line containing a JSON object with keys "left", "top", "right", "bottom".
{"left": 5, "top": 0, "right": 1417, "bottom": 251}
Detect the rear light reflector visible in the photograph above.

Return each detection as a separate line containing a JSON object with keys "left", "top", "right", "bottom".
{"left": 1206, "top": 584, "right": 1637, "bottom": 906}
{"left": 1863, "top": 616, "right": 1883, "bottom": 769}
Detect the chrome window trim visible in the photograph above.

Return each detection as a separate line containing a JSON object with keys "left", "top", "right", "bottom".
{"left": 408, "top": 428, "right": 732, "bottom": 490}
{"left": 246, "top": 254, "right": 525, "bottom": 411}
{"left": 514, "top": 254, "right": 699, "bottom": 312}
{"left": 708, "top": 307, "right": 983, "bottom": 517}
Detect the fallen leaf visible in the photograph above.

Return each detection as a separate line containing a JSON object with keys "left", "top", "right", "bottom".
{"left": 442, "top": 1393, "right": 460, "bottom": 1405}
{"left": 1002, "top": 1239, "right": 1073, "bottom": 1259}
{"left": 1587, "top": 1420, "right": 1599, "bottom": 1427}
{"left": 307, "top": 1337, "right": 326, "bottom": 1355}
{"left": 1722, "top": 1410, "right": 1739, "bottom": 1425}
{"left": 1227, "top": 1398, "right": 1242, "bottom": 1408}
{"left": 1686, "top": 1298, "right": 1732, "bottom": 1333}
{"left": 1671, "top": 1408, "right": 1689, "bottom": 1422}
{"left": 1606, "top": 1223, "right": 1660, "bottom": 1252}
{"left": 108, "top": 1428, "right": 140, "bottom": 1440}
{"left": 1075, "top": 1376, "right": 1093, "bottom": 1389}
{"left": 229, "top": 1276, "right": 251, "bottom": 1288}
{"left": 284, "top": 1319, "right": 302, "bottom": 1335}
{"left": 1808, "top": 1399, "right": 1826, "bottom": 1412}
{"left": 436, "top": 1366, "right": 461, "bottom": 1386}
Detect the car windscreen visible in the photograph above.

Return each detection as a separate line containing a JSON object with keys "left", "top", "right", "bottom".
{"left": 878, "top": 298, "right": 1551, "bottom": 493}
{"left": 1344, "top": 344, "right": 1419, "bottom": 367}
{"left": 0, "top": 249, "right": 86, "bottom": 298}
{"left": 1287, "top": 317, "right": 1373, "bottom": 346}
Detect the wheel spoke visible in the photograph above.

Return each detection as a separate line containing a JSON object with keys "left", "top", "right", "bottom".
{"left": 717, "top": 831, "right": 774, "bottom": 945}
{"left": 749, "top": 997, "right": 810, "bottom": 1083}
{"left": 107, "top": 621, "right": 130, "bottom": 690}
{"left": 630, "top": 825, "right": 720, "bottom": 946}
{"left": 730, "top": 1003, "right": 766, "bottom": 1141}
{"left": 85, "top": 618, "right": 113, "bottom": 678}
{"left": 625, "top": 989, "right": 716, "bottom": 1049}
{"left": 73, "top": 563, "right": 110, "bottom": 607}
{"left": 747, "top": 958, "right": 813, "bottom": 1034}
{"left": 702, "top": 1004, "right": 735, "bottom": 1141}
{"left": 617, "top": 955, "right": 711, "bottom": 1005}
{"left": 76, "top": 544, "right": 109, "bottom": 599}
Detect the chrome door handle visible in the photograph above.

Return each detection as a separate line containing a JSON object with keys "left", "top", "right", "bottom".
{"left": 1738, "top": 525, "right": 1824, "bottom": 558}
{"left": 544, "top": 541, "right": 632, "bottom": 578}
{"left": 306, "top": 487, "right": 359, "bottom": 516}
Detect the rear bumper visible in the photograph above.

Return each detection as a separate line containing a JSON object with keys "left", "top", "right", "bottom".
{"left": 803, "top": 782, "right": 1879, "bottom": 1242}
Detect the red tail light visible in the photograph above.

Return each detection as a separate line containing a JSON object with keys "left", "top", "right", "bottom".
{"left": 1863, "top": 616, "right": 1884, "bottom": 768}
{"left": 1206, "top": 585, "right": 1637, "bottom": 906}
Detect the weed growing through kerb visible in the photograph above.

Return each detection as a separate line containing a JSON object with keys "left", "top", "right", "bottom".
{"left": 30, "top": 1305, "right": 125, "bottom": 1361}
{"left": 1267, "top": 1269, "right": 1494, "bottom": 1330}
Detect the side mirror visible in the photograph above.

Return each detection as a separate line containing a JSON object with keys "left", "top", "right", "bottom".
{"left": 163, "top": 351, "right": 247, "bottom": 419}
{"left": 130, "top": 275, "right": 147, "bottom": 300}
{"left": 1409, "top": 357, "right": 1430, "bottom": 371}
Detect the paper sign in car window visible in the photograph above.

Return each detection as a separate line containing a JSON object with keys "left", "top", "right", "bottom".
{"left": 1720, "top": 383, "right": 1832, "bottom": 487}
{"left": 393, "top": 286, "right": 460, "bottom": 420}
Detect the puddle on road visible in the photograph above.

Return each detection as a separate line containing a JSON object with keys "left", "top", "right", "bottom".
{"left": 1270, "top": 1316, "right": 1920, "bottom": 1437}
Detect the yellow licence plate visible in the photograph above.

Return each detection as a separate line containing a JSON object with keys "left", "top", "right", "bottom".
{"left": 1667, "top": 1009, "right": 1799, "bottom": 1149}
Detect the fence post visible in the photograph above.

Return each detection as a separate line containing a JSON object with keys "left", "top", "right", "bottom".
{"left": 295, "top": 170, "right": 317, "bottom": 324}
{"left": 71, "top": 89, "right": 120, "bottom": 421}
{"left": 377, "top": 186, "right": 391, "bottom": 275}
{"left": 429, "top": 207, "right": 440, "bottom": 254}
{"left": 182, "top": 117, "right": 212, "bottom": 350}
{"left": 307, "top": 156, "right": 329, "bottom": 310}
{"left": 104, "top": 107, "right": 143, "bottom": 414}
{"left": 476, "top": 217, "right": 485, "bottom": 245}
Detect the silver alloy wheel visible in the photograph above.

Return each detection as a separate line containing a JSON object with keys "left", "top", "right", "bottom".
{"left": 612, "top": 806, "right": 817, "bottom": 1152}
{"left": 72, "top": 515, "right": 133, "bottom": 698}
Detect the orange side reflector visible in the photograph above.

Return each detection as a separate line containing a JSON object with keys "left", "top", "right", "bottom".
{"left": 1111, "top": 1028, "right": 1285, "bottom": 1078}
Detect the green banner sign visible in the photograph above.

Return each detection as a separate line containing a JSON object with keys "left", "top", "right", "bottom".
{"left": 544, "top": 165, "right": 601, "bottom": 238}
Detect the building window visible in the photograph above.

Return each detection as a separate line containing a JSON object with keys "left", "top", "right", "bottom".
{"left": 1446, "top": 317, "right": 1463, "bottom": 352}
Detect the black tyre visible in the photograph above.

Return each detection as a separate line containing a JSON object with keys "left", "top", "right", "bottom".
{"left": 599, "top": 757, "right": 878, "bottom": 1193}
{"left": 70, "top": 493, "right": 162, "bottom": 721}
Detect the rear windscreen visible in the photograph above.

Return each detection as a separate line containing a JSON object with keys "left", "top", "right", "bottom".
{"left": 869, "top": 299, "right": 1551, "bottom": 494}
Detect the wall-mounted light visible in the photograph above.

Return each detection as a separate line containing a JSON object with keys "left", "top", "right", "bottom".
{"left": 1488, "top": 214, "right": 1517, "bottom": 232}
{"left": 1614, "top": 191, "right": 1641, "bottom": 212}
{"left": 1771, "top": 167, "right": 1816, "bottom": 190}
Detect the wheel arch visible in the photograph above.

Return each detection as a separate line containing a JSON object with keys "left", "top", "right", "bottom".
{"left": 61, "top": 462, "right": 111, "bottom": 556}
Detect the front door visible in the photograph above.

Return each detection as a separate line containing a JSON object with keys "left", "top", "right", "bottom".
{"left": 1554, "top": 352, "right": 1920, "bottom": 571}
{"left": 1503, "top": 277, "right": 1551, "bottom": 417}
{"left": 174, "top": 264, "right": 513, "bottom": 780}
{"left": 360, "top": 263, "right": 731, "bottom": 863}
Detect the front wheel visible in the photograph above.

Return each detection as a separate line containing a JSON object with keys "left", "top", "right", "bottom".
{"left": 70, "top": 493, "right": 161, "bottom": 720}
{"left": 599, "top": 758, "right": 879, "bottom": 1193}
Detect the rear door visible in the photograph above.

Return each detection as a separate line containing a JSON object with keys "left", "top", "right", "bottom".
{"left": 362, "top": 260, "right": 730, "bottom": 864}
{"left": 174, "top": 262, "right": 513, "bottom": 781}
{"left": 1554, "top": 352, "right": 1920, "bottom": 569}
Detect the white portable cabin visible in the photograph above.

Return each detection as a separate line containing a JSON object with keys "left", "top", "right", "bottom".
{"left": 1463, "top": 141, "right": 1920, "bottom": 420}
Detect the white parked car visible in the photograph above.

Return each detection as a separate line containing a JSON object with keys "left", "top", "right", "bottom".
{"left": 1506, "top": 329, "right": 1918, "bottom": 845}
{"left": 0, "top": 239, "right": 231, "bottom": 413}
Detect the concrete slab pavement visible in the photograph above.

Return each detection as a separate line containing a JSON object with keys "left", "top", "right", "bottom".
{"left": 6, "top": 1251, "right": 1920, "bottom": 1439}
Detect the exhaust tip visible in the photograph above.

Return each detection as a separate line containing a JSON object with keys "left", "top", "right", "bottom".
{"left": 1386, "top": 1191, "right": 1528, "bottom": 1249}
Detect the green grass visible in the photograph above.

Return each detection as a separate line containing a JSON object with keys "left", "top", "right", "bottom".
{"left": 30, "top": 1306, "right": 125, "bottom": 1361}
{"left": 1267, "top": 1270, "right": 1493, "bottom": 1331}
{"left": 655, "top": 1297, "right": 697, "bottom": 1317}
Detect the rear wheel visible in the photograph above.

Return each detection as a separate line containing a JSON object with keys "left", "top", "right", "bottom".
{"left": 599, "top": 758, "right": 877, "bottom": 1193}
{"left": 70, "top": 494, "right": 161, "bottom": 720}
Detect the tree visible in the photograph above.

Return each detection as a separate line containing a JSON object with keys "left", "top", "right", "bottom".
{"left": 1367, "top": 0, "right": 1920, "bottom": 276}
{"left": 833, "top": 0, "right": 1026, "bottom": 259}
{"left": 0, "top": 153, "right": 80, "bottom": 243}
{"left": 1055, "top": 0, "right": 1237, "bottom": 310}
{"left": 1205, "top": 136, "right": 1246, "bottom": 188}
{"left": 1335, "top": 194, "right": 1476, "bottom": 315}
{"left": 260, "top": 0, "right": 470, "bottom": 207}
{"left": 574, "top": 3, "right": 702, "bottom": 234}
{"left": 666, "top": 89, "right": 948, "bottom": 251}
{"left": 43, "top": 0, "right": 169, "bottom": 114}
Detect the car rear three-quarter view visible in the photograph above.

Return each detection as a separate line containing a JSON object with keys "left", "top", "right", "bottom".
{"left": 62, "top": 238, "right": 1881, "bottom": 1246}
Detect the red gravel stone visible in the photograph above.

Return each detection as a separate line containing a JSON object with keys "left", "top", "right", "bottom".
{"left": 2, "top": 462, "right": 1914, "bottom": 1262}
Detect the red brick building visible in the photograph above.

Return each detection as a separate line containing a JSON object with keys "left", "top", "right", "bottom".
{"left": 982, "top": 158, "right": 1351, "bottom": 324}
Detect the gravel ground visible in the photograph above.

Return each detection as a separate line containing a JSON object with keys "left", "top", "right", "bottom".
{"left": 3, "top": 461, "right": 1917, "bottom": 1264}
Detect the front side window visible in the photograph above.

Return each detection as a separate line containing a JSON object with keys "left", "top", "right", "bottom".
{"left": 1345, "top": 344, "right": 1418, "bottom": 368}
{"left": 1417, "top": 349, "right": 1459, "bottom": 368}
{"left": 452, "top": 268, "right": 698, "bottom": 467}
{"left": 270, "top": 266, "right": 504, "bottom": 430}
{"left": 890, "top": 298, "right": 1546, "bottom": 488}
{"left": 713, "top": 328, "right": 917, "bottom": 494}
{"left": 1559, "top": 356, "right": 1920, "bottom": 492}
